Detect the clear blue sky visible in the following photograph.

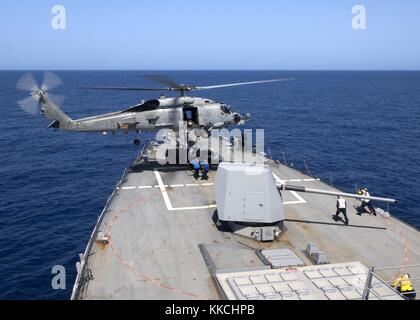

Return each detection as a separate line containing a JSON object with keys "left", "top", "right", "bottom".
{"left": 1, "top": 0, "right": 419, "bottom": 70}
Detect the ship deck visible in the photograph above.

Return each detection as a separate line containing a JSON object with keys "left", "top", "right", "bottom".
{"left": 72, "top": 142, "right": 420, "bottom": 300}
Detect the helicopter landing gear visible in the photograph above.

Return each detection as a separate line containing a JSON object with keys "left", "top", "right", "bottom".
{"left": 133, "top": 130, "right": 141, "bottom": 145}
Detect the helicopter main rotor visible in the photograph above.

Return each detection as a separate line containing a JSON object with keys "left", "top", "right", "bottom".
{"left": 82, "top": 75, "right": 293, "bottom": 96}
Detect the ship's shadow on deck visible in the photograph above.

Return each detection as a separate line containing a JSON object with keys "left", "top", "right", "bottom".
{"left": 285, "top": 218, "right": 387, "bottom": 230}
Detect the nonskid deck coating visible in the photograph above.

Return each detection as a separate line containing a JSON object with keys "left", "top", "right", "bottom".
{"left": 72, "top": 145, "right": 420, "bottom": 300}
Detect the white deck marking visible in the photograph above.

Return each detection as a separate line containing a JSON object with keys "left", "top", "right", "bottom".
{"left": 281, "top": 178, "right": 320, "bottom": 182}
{"left": 118, "top": 180, "right": 316, "bottom": 190}
{"left": 121, "top": 170, "right": 308, "bottom": 208}
{"left": 272, "top": 172, "right": 307, "bottom": 205}
{"left": 154, "top": 169, "right": 216, "bottom": 211}
{"left": 170, "top": 204, "right": 217, "bottom": 211}
{"left": 271, "top": 172, "right": 286, "bottom": 185}
{"left": 118, "top": 183, "right": 215, "bottom": 190}
{"left": 153, "top": 169, "right": 174, "bottom": 211}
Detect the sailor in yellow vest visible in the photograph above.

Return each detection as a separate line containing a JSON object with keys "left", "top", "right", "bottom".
{"left": 392, "top": 273, "right": 416, "bottom": 300}
{"left": 357, "top": 188, "right": 377, "bottom": 216}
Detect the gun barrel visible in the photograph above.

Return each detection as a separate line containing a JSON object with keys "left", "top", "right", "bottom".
{"left": 280, "top": 185, "right": 397, "bottom": 204}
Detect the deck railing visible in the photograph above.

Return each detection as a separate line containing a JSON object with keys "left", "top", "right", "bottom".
{"left": 363, "top": 264, "right": 420, "bottom": 300}
{"left": 70, "top": 140, "right": 150, "bottom": 299}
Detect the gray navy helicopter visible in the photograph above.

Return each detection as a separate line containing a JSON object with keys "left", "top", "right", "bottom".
{"left": 16, "top": 72, "right": 291, "bottom": 145}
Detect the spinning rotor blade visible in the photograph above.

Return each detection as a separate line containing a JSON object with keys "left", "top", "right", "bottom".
{"left": 81, "top": 74, "right": 180, "bottom": 92}
{"left": 16, "top": 72, "right": 65, "bottom": 115}
{"left": 41, "top": 71, "right": 63, "bottom": 91}
{"left": 16, "top": 73, "right": 38, "bottom": 92}
{"left": 80, "top": 76, "right": 293, "bottom": 93}
{"left": 143, "top": 74, "right": 181, "bottom": 88}
{"left": 17, "top": 96, "right": 40, "bottom": 115}
{"left": 81, "top": 86, "right": 169, "bottom": 91}
{"left": 17, "top": 93, "right": 65, "bottom": 116}
{"left": 194, "top": 78, "right": 293, "bottom": 90}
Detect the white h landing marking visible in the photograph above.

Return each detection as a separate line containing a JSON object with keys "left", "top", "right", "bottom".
{"left": 272, "top": 172, "right": 307, "bottom": 205}
{"left": 118, "top": 186, "right": 154, "bottom": 190}
{"left": 154, "top": 169, "right": 216, "bottom": 211}
{"left": 117, "top": 180, "right": 317, "bottom": 190}
{"left": 117, "top": 183, "right": 215, "bottom": 190}
{"left": 121, "top": 170, "right": 306, "bottom": 210}
{"left": 154, "top": 169, "right": 174, "bottom": 210}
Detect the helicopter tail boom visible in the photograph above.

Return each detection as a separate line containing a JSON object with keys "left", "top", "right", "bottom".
{"left": 39, "top": 92, "right": 76, "bottom": 130}
{"left": 16, "top": 72, "right": 77, "bottom": 131}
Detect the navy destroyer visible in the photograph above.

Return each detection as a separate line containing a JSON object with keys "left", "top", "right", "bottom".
{"left": 16, "top": 72, "right": 420, "bottom": 300}
{"left": 69, "top": 138, "right": 419, "bottom": 300}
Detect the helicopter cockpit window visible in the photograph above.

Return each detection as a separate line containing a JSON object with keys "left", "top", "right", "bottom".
{"left": 220, "top": 105, "right": 231, "bottom": 114}
{"left": 122, "top": 99, "right": 160, "bottom": 113}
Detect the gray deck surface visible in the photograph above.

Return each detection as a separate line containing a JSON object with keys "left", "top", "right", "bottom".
{"left": 73, "top": 144, "right": 420, "bottom": 300}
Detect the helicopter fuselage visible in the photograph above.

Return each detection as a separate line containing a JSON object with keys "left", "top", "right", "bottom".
{"left": 66, "top": 96, "right": 246, "bottom": 133}
{"left": 19, "top": 73, "right": 285, "bottom": 144}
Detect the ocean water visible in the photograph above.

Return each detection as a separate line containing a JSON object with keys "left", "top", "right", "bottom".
{"left": 0, "top": 70, "right": 419, "bottom": 299}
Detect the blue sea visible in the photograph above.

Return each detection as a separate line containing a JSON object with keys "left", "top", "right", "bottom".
{"left": 0, "top": 71, "right": 419, "bottom": 299}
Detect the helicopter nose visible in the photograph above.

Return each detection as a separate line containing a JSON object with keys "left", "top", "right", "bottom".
{"left": 244, "top": 112, "right": 251, "bottom": 120}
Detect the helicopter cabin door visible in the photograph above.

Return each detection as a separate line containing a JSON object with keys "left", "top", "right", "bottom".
{"left": 182, "top": 107, "right": 198, "bottom": 126}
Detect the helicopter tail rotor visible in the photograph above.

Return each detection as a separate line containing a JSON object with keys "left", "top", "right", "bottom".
{"left": 16, "top": 72, "right": 65, "bottom": 115}
{"left": 16, "top": 72, "right": 74, "bottom": 129}
{"left": 16, "top": 73, "right": 39, "bottom": 92}
{"left": 41, "top": 71, "right": 63, "bottom": 91}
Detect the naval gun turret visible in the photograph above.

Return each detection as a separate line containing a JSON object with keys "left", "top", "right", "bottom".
{"left": 214, "top": 162, "right": 396, "bottom": 242}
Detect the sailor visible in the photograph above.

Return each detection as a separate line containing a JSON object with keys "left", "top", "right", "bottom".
{"left": 200, "top": 159, "right": 210, "bottom": 180}
{"left": 190, "top": 159, "right": 200, "bottom": 180}
{"left": 392, "top": 273, "right": 416, "bottom": 300}
{"left": 359, "top": 188, "right": 377, "bottom": 216}
{"left": 335, "top": 196, "right": 349, "bottom": 225}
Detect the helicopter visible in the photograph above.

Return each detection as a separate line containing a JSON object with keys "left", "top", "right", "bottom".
{"left": 16, "top": 72, "right": 292, "bottom": 145}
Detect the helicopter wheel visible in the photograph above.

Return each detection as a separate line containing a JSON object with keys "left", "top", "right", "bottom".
{"left": 133, "top": 138, "right": 141, "bottom": 145}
